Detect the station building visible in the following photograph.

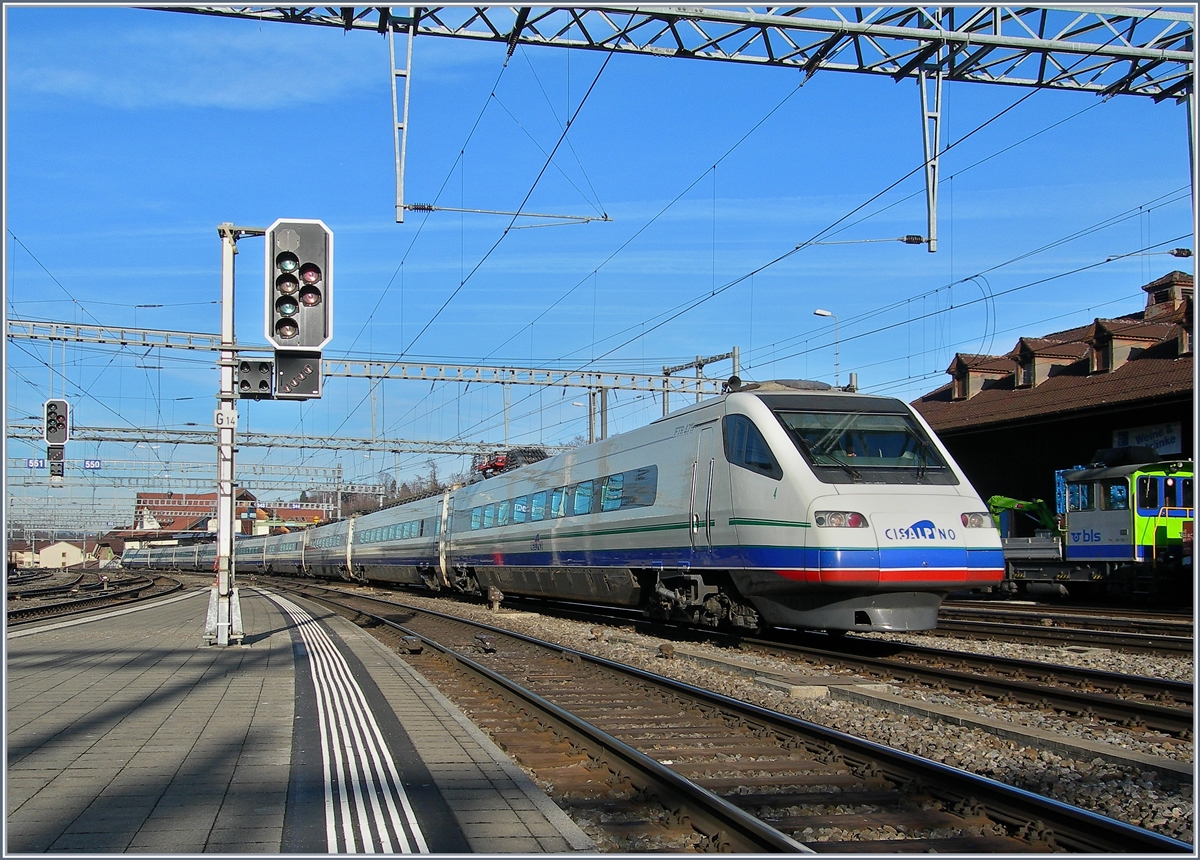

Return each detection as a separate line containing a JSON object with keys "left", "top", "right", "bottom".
{"left": 912, "top": 271, "right": 1194, "bottom": 511}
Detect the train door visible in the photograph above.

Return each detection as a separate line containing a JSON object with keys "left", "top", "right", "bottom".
{"left": 437, "top": 490, "right": 453, "bottom": 588}
{"left": 690, "top": 422, "right": 730, "bottom": 565}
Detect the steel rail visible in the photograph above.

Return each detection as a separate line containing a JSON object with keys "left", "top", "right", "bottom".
{"left": 6, "top": 577, "right": 179, "bottom": 625}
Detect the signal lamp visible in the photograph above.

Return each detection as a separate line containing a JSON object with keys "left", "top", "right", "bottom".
{"left": 275, "top": 319, "right": 299, "bottom": 340}
{"left": 276, "top": 252, "right": 300, "bottom": 273}
{"left": 299, "top": 263, "right": 322, "bottom": 285}
{"left": 276, "top": 274, "right": 299, "bottom": 295}
{"left": 299, "top": 286, "right": 322, "bottom": 307}
{"left": 276, "top": 296, "right": 299, "bottom": 317}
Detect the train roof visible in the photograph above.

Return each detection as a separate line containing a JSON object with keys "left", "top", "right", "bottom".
{"left": 1065, "top": 460, "right": 1193, "bottom": 481}
{"left": 649, "top": 379, "right": 908, "bottom": 424}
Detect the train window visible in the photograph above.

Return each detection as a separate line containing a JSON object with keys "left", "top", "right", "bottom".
{"left": 773, "top": 408, "right": 956, "bottom": 485}
{"left": 498, "top": 500, "right": 511, "bottom": 526}
{"left": 1099, "top": 479, "right": 1129, "bottom": 511}
{"left": 531, "top": 492, "right": 546, "bottom": 521}
{"left": 574, "top": 481, "right": 594, "bottom": 516}
{"left": 1182, "top": 479, "right": 1194, "bottom": 509}
{"left": 601, "top": 474, "right": 623, "bottom": 512}
{"left": 419, "top": 519, "right": 425, "bottom": 537}
{"left": 471, "top": 508, "right": 482, "bottom": 530}
{"left": 724, "top": 415, "right": 783, "bottom": 480}
{"left": 550, "top": 488, "right": 566, "bottom": 518}
{"left": 483, "top": 505, "right": 496, "bottom": 528}
{"left": 1137, "top": 477, "right": 1161, "bottom": 512}
{"left": 513, "top": 496, "right": 528, "bottom": 524}
{"left": 1067, "top": 482, "right": 1094, "bottom": 512}
{"left": 622, "top": 466, "right": 658, "bottom": 508}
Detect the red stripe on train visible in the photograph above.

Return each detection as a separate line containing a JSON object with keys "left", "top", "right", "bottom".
{"left": 773, "top": 567, "right": 1005, "bottom": 585}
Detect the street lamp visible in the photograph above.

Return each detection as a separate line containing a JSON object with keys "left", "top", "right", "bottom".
{"left": 813, "top": 308, "right": 839, "bottom": 387}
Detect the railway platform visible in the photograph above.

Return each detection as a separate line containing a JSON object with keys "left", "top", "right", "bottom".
{"left": 6, "top": 585, "right": 594, "bottom": 853}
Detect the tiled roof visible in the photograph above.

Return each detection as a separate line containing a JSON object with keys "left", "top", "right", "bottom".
{"left": 915, "top": 275, "right": 1192, "bottom": 432}
{"left": 916, "top": 353, "right": 1190, "bottom": 431}
{"left": 1090, "top": 318, "right": 1180, "bottom": 343}
{"left": 1008, "top": 339, "right": 1090, "bottom": 360}
{"left": 946, "top": 354, "right": 1013, "bottom": 374}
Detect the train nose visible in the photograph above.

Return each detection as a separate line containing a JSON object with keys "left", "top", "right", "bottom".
{"left": 808, "top": 501, "right": 977, "bottom": 588}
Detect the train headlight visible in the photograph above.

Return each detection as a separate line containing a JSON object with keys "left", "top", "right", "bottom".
{"left": 815, "top": 511, "right": 868, "bottom": 527}
{"left": 960, "top": 512, "right": 992, "bottom": 528}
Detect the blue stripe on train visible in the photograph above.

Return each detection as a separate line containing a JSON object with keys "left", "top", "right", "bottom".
{"left": 450, "top": 544, "right": 1005, "bottom": 571}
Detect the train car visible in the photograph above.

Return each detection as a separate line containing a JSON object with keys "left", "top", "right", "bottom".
{"left": 1004, "top": 458, "right": 1193, "bottom": 600}
{"left": 348, "top": 492, "right": 444, "bottom": 588}
{"left": 304, "top": 518, "right": 353, "bottom": 579}
{"left": 263, "top": 531, "right": 305, "bottom": 575}
{"left": 121, "top": 379, "right": 1004, "bottom": 632}
{"left": 441, "top": 380, "right": 1002, "bottom": 632}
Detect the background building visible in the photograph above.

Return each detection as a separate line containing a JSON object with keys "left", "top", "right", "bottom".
{"left": 913, "top": 271, "right": 1193, "bottom": 519}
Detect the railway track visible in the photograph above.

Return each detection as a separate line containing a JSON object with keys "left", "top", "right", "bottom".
{"left": 941, "top": 601, "right": 1193, "bottom": 636}
{"left": 6, "top": 575, "right": 180, "bottom": 625}
{"left": 443, "top": 591, "right": 1193, "bottom": 736}
{"left": 926, "top": 617, "right": 1192, "bottom": 655}
{"left": 741, "top": 636, "right": 1194, "bottom": 739}
{"left": 271, "top": 579, "right": 1190, "bottom": 854}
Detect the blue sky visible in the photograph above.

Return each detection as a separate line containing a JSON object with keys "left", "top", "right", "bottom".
{"left": 5, "top": 6, "right": 1194, "bottom": 527}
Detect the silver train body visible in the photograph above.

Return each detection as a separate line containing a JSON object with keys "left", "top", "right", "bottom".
{"left": 124, "top": 382, "right": 1004, "bottom": 631}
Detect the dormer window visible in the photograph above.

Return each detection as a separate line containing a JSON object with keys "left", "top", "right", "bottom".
{"left": 1017, "top": 360, "right": 1034, "bottom": 387}
{"left": 952, "top": 374, "right": 968, "bottom": 400}
{"left": 1181, "top": 327, "right": 1194, "bottom": 355}
{"left": 1092, "top": 338, "right": 1112, "bottom": 373}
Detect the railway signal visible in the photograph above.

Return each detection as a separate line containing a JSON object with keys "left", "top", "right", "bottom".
{"left": 47, "top": 443, "right": 65, "bottom": 480}
{"left": 43, "top": 398, "right": 70, "bottom": 444}
{"left": 265, "top": 219, "right": 332, "bottom": 352}
{"left": 237, "top": 358, "right": 275, "bottom": 400}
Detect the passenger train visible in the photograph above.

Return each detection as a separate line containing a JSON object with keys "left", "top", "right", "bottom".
{"left": 123, "top": 379, "right": 1005, "bottom": 632}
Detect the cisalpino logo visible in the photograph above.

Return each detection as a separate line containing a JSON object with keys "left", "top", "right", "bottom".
{"left": 884, "top": 519, "right": 957, "bottom": 541}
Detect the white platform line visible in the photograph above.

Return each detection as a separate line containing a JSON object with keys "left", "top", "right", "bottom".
{"left": 268, "top": 593, "right": 428, "bottom": 853}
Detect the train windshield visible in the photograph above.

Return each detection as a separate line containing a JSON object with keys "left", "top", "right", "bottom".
{"left": 772, "top": 409, "right": 958, "bottom": 485}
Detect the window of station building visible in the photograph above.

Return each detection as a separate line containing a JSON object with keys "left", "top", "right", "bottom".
{"left": 513, "top": 496, "right": 528, "bottom": 524}
{"left": 723, "top": 414, "right": 783, "bottom": 480}
{"left": 1099, "top": 479, "right": 1129, "bottom": 511}
{"left": 573, "top": 480, "right": 594, "bottom": 516}
{"left": 1017, "top": 360, "right": 1034, "bottom": 388}
{"left": 470, "top": 508, "right": 482, "bottom": 530}
{"left": 530, "top": 491, "right": 546, "bottom": 521}
{"left": 483, "top": 504, "right": 496, "bottom": 528}
{"left": 1137, "top": 476, "right": 1162, "bottom": 512}
{"left": 498, "top": 500, "right": 511, "bottom": 526}
{"left": 1066, "top": 482, "right": 1094, "bottom": 512}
